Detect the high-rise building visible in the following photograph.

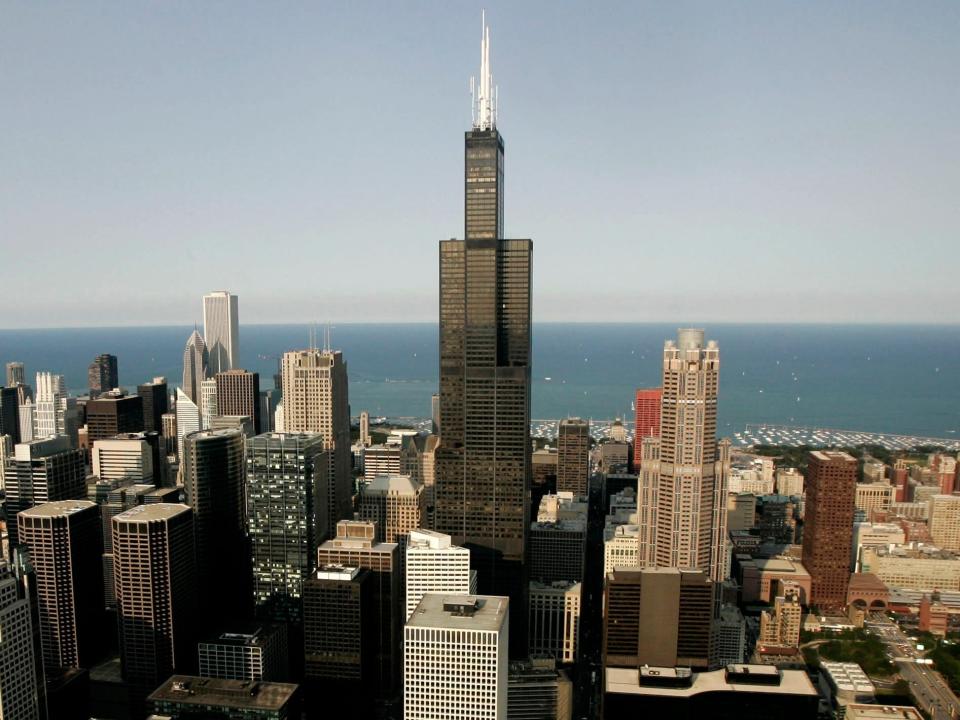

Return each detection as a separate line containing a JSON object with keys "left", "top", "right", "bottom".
{"left": 6, "top": 361, "right": 25, "bottom": 387}
{"left": 359, "top": 410, "right": 371, "bottom": 447}
{"left": 258, "top": 389, "right": 278, "bottom": 434}
{"left": 556, "top": 418, "right": 590, "bottom": 496}
{"left": 430, "top": 393, "right": 440, "bottom": 435}
{"left": 161, "top": 411, "right": 178, "bottom": 457}
{"left": 215, "top": 369, "right": 262, "bottom": 434}
{"left": 85, "top": 390, "right": 144, "bottom": 444}
{"left": 801, "top": 450, "right": 857, "bottom": 609}
{"left": 87, "top": 354, "right": 118, "bottom": 398}
{"left": 633, "top": 387, "right": 662, "bottom": 464}
{"left": 302, "top": 564, "right": 376, "bottom": 698}
{"left": 758, "top": 579, "right": 802, "bottom": 649}
{"left": 182, "top": 428, "right": 248, "bottom": 622}
{"left": 19, "top": 399, "right": 35, "bottom": 443}
{"left": 203, "top": 291, "right": 240, "bottom": 376}
{"left": 405, "top": 529, "right": 476, "bottom": 621}
{"left": 316, "top": 520, "right": 400, "bottom": 698}
{"left": 137, "top": 376, "right": 168, "bottom": 434}
{"left": 356, "top": 474, "right": 425, "bottom": 545}
{"left": 112, "top": 503, "right": 196, "bottom": 689}
{"left": 713, "top": 604, "right": 746, "bottom": 666}
{"left": 434, "top": 16, "right": 532, "bottom": 636}
{"left": 0, "top": 385, "right": 20, "bottom": 444}
{"left": 4, "top": 436, "right": 86, "bottom": 553}
{"left": 507, "top": 657, "right": 573, "bottom": 720}
{"left": 0, "top": 560, "right": 40, "bottom": 720}
{"left": 529, "top": 518, "right": 586, "bottom": 585}
{"left": 637, "top": 330, "right": 730, "bottom": 582}
{"left": 247, "top": 432, "right": 328, "bottom": 622}
{"left": 182, "top": 330, "right": 209, "bottom": 407}
{"left": 175, "top": 388, "right": 200, "bottom": 460}
{"left": 280, "top": 349, "right": 351, "bottom": 534}
{"left": 92, "top": 433, "right": 155, "bottom": 484}
{"left": 17, "top": 500, "right": 103, "bottom": 672}
{"left": 603, "top": 567, "right": 715, "bottom": 671}
{"left": 0, "top": 434, "right": 12, "bottom": 492}
{"left": 33, "top": 371, "right": 79, "bottom": 444}
{"left": 198, "top": 623, "right": 288, "bottom": 682}
{"left": 775, "top": 468, "right": 804, "bottom": 497}
{"left": 929, "top": 494, "right": 960, "bottom": 552}
{"left": 529, "top": 580, "right": 580, "bottom": 664}
{"left": 404, "top": 594, "right": 509, "bottom": 720}
{"left": 199, "top": 378, "right": 218, "bottom": 429}
{"left": 149, "top": 675, "right": 299, "bottom": 720}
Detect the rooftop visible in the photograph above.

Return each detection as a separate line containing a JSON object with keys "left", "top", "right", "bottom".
{"left": 19, "top": 500, "right": 96, "bottom": 517}
{"left": 406, "top": 593, "right": 508, "bottom": 632}
{"left": 606, "top": 665, "right": 817, "bottom": 698}
{"left": 363, "top": 474, "right": 421, "bottom": 495}
{"left": 148, "top": 675, "right": 298, "bottom": 710}
{"left": 820, "top": 662, "right": 876, "bottom": 694}
{"left": 113, "top": 503, "right": 190, "bottom": 523}
{"left": 844, "top": 706, "right": 923, "bottom": 720}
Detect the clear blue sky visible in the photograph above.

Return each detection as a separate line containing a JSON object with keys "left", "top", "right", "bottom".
{"left": 3, "top": 2, "right": 958, "bottom": 327}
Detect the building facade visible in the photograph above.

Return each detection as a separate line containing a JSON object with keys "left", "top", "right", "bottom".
{"left": 556, "top": 418, "right": 589, "bottom": 496}
{"left": 0, "top": 561, "right": 40, "bottom": 720}
{"left": 215, "top": 369, "right": 262, "bottom": 434}
{"left": 528, "top": 581, "right": 580, "bottom": 664}
{"left": 203, "top": 290, "right": 240, "bottom": 376}
{"left": 182, "top": 330, "right": 209, "bottom": 407}
{"left": 87, "top": 353, "right": 118, "bottom": 397}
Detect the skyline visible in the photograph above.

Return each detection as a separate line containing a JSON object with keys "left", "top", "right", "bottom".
{"left": 3, "top": 3, "right": 958, "bottom": 327}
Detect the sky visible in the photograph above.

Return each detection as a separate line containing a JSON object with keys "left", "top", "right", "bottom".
{"left": 2, "top": 1, "right": 958, "bottom": 328}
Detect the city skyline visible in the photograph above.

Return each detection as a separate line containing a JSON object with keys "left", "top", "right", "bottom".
{"left": 3, "top": 3, "right": 959, "bottom": 328}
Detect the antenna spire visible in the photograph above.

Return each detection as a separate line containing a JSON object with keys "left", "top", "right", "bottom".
{"left": 471, "top": 11, "right": 497, "bottom": 130}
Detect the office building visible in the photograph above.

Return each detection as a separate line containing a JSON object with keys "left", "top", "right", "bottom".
{"left": 759, "top": 579, "right": 803, "bottom": 649}
{"left": 6, "top": 361, "right": 25, "bottom": 387}
{"left": 776, "top": 468, "right": 804, "bottom": 497}
{"left": 359, "top": 410, "right": 371, "bottom": 446}
{"left": 529, "top": 518, "right": 586, "bottom": 585}
{"left": 637, "top": 330, "right": 730, "bottom": 582}
{"left": 819, "top": 662, "right": 876, "bottom": 709}
{"left": 85, "top": 390, "right": 144, "bottom": 444}
{"left": 852, "top": 522, "right": 906, "bottom": 571}
{"left": 930, "top": 494, "right": 960, "bottom": 552}
{"left": 203, "top": 290, "right": 240, "bottom": 375}
{"left": 316, "top": 520, "right": 399, "bottom": 698}
{"left": 199, "top": 378, "right": 218, "bottom": 429}
{"left": 714, "top": 604, "right": 746, "bottom": 666}
{"left": 210, "top": 414, "right": 255, "bottom": 438}
{"left": 112, "top": 503, "right": 196, "bottom": 689}
{"left": 363, "top": 441, "right": 401, "bottom": 477}
{"left": 247, "top": 432, "right": 328, "bottom": 622}
{"left": 405, "top": 529, "right": 476, "bottom": 621}
{"left": 603, "top": 567, "right": 715, "bottom": 671}
{"left": 182, "top": 329, "right": 209, "bottom": 406}
{"left": 303, "top": 565, "right": 375, "bottom": 697}
{"left": 855, "top": 481, "right": 893, "bottom": 519}
{"left": 356, "top": 474, "right": 425, "bottom": 545}
{"left": 860, "top": 543, "right": 960, "bottom": 592}
{"left": 434, "top": 18, "right": 532, "bottom": 632}
{"left": 259, "top": 389, "right": 278, "bottom": 434}
{"left": 91, "top": 433, "right": 155, "bottom": 484}
{"left": 404, "top": 594, "right": 509, "bottom": 720}
{"left": 280, "top": 348, "right": 352, "bottom": 535}
{"left": 17, "top": 501, "right": 103, "bottom": 672}
{"left": 33, "top": 371, "right": 79, "bottom": 444}
{"left": 599, "top": 440, "right": 630, "bottom": 474}
{"left": 604, "top": 664, "right": 819, "bottom": 719}
{"left": 603, "top": 521, "right": 640, "bottom": 574}
{"left": 198, "top": 624, "right": 288, "bottom": 682}
{"left": 556, "top": 418, "right": 589, "bottom": 496}
{"left": 739, "top": 557, "right": 812, "bottom": 605}
{"left": 216, "top": 369, "right": 262, "bottom": 434}
{"left": 0, "top": 560, "right": 40, "bottom": 720}
{"left": 728, "top": 492, "right": 757, "bottom": 531}
{"left": 634, "top": 387, "right": 662, "bottom": 468}
{"left": 18, "top": 399, "right": 35, "bottom": 443}
{"left": 161, "top": 411, "right": 178, "bottom": 457}
{"left": 532, "top": 447, "right": 558, "bottom": 488}
{"left": 528, "top": 581, "right": 580, "bottom": 664}
{"left": 845, "top": 707, "right": 923, "bottom": 720}
{"left": 183, "top": 428, "right": 248, "bottom": 622}
{"left": 802, "top": 450, "right": 857, "bottom": 608}
{"left": 507, "top": 657, "right": 573, "bottom": 720}
{"left": 87, "top": 354, "right": 118, "bottom": 398}
{"left": 0, "top": 385, "right": 20, "bottom": 444}
{"left": 0, "top": 434, "right": 11, "bottom": 492}
{"left": 4, "top": 436, "right": 86, "bottom": 552}
{"left": 137, "top": 376, "right": 168, "bottom": 434}
{"left": 149, "top": 675, "right": 299, "bottom": 720}
{"left": 175, "top": 388, "right": 199, "bottom": 460}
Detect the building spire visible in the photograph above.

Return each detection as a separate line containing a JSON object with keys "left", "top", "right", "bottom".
{"left": 471, "top": 11, "right": 497, "bottom": 131}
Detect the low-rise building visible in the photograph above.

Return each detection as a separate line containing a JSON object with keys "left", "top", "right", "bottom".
{"left": 149, "top": 675, "right": 299, "bottom": 719}
{"left": 818, "top": 662, "right": 875, "bottom": 709}
{"left": 740, "top": 557, "right": 812, "bottom": 605}
{"left": 860, "top": 544, "right": 960, "bottom": 592}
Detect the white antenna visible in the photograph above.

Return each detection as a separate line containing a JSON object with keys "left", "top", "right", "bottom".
{"left": 471, "top": 10, "right": 497, "bottom": 130}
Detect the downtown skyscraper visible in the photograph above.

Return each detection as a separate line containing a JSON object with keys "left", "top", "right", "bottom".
{"left": 203, "top": 290, "right": 239, "bottom": 375}
{"left": 434, "top": 17, "right": 532, "bottom": 625}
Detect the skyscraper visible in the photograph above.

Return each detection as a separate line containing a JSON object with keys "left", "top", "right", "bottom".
{"left": 33, "top": 371, "right": 79, "bottom": 443}
{"left": 17, "top": 500, "right": 104, "bottom": 672}
{"left": 215, "top": 369, "right": 262, "bottom": 434}
{"left": 556, "top": 418, "right": 590, "bottom": 496}
{"left": 281, "top": 349, "right": 351, "bottom": 534}
{"left": 359, "top": 410, "right": 371, "bottom": 447}
{"left": 199, "top": 378, "right": 218, "bottom": 429}
{"left": 356, "top": 474, "right": 425, "bottom": 545}
{"left": 801, "top": 450, "right": 857, "bottom": 609}
{"left": 637, "top": 329, "right": 730, "bottom": 582}
{"left": 203, "top": 291, "right": 239, "bottom": 376}
{"left": 182, "top": 330, "right": 209, "bottom": 406}
{"left": 0, "top": 560, "right": 40, "bottom": 720}
{"left": 182, "top": 428, "right": 248, "bottom": 622}
{"left": 112, "top": 503, "right": 197, "bottom": 690}
{"left": 4, "top": 436, "right": 86, "bottom": 553}
{"left": 175, "top": 388, "right": 200, "bottom": 459}
{"left": 434, "top": 15, "right": 532, "bottom": 629}
{"left": 0, "top": 385, "right": 20, "bottom": 444}
{"left": 405, "top": 529, "right": 476, "bottom": 621}
{"left": 247, "top": 432, "right": 328, "bottom": 622}
{"left": 137, "top": 376, "right": 168, "bottom": 434}
{"left": 6, "top": 361, "right": 25, "bottom": 387}
{"left": 87, "top": 353, "right": 118, "bottom": 398}
{"left": 85, "top": 390, "right": 144, "bottom": 444}
{"left": 633, "top": 387, "right": 662, "bottom": 467}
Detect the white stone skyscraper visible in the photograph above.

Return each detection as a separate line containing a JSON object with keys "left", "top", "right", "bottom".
{"left": 182, "top": 330, "right": 209, "bottom": 406}
{"left": 199, "top": 378, "right": 218, "bottom": 430}
{"left": 175, "top": 388, "right": 200, "bottom": 460}
{"left": 637, "top": 329, "right": 730, "bottom": 582}
{"left": 405, "top": 529, "right": 476, "bottom": 620}
{"left": 33, "top": 372, "right": 78, "bottom": 444}
{"left": 203, "top": 291, "right": 239, "bottom": 375}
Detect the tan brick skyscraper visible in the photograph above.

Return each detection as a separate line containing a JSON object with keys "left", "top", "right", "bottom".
{"left": 801, "top": 450, "right": 857, "bottom": 609}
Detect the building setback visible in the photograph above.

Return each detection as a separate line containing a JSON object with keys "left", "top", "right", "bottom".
{"left": 17, "top": 501, "right": 104, "bottom": 673}
{"left": 801, "top": 451, "right": 858, "bottom": 609}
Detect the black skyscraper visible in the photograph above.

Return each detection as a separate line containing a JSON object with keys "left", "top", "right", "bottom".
{"left": 433, "top": 18, "right": 532, "bottom": 651}
{"left": 137, "top": 377, "right": 169, "bottom": 434}
{"left": 0, "top": 386, "right": 20, "bottom": 444}
{"left": 88, "top": 354, "right": 118, "bottom": 398}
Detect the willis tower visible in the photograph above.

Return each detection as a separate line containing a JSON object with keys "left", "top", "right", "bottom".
{"left": 434, "top": 14, "right": 532, "bottom": 652}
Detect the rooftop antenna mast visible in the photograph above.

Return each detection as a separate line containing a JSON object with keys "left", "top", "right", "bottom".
{"left": 471, "top": 10, "right": 497, "bottom": 130}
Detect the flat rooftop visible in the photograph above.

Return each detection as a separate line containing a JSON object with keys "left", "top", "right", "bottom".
{"left": 844, "top": 705, "right": 923, "bottom": 720}
{"left": 148, "top": 675, "right": 297, "bottom": 711}
{"left": 606, "top": 665, "right": 818, "bottom": 698}
{"left": 406, "top": 593, "right": 508, "bottom": 632}
{"left": 114, "top": 503, "right": 190, "bottom": 522}
{"left": 18, "top": 500, "right": 95, "bottom": 517}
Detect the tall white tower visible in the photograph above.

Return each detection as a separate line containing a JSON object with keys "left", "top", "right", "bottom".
{"left": 203, "top": 291, "right": 240, "bottom": 375}
{"left": 405, "top": 529, "right": 476, "bottom": 620}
